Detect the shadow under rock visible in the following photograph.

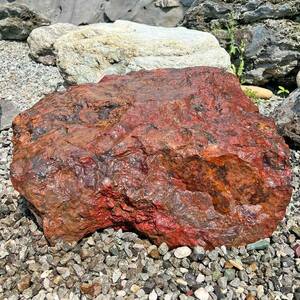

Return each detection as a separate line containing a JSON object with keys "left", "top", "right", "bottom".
{"left": 17, "top": 196, "right": 43, "bottom": 229}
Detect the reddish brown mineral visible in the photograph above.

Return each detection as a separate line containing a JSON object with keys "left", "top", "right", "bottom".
{"left": 11, "top": 67, "right": 292, "bottom": 249}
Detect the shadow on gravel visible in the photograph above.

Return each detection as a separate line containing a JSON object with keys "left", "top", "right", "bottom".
{"left": 18, "top": 196, "right": 43, "bottom": 229}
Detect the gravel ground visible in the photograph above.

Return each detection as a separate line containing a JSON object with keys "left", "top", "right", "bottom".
{"left": 0, "top": 41, "right": 300, "bottom": 300}
{"left": 0, "top": 41, "right": 65, "bottom": 111}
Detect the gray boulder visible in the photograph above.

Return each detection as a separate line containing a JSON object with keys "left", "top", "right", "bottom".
{"left": 104, "top": 0, "right": 185, "bottom": 27}
{"left": 0, "top": 3, "right": 50, "bottom": 40}
{"left": 0, "top": 0, "right": 106, "bottom": 25}
{"left": 181, "top": 0, "right": 300, "bottom": 86}
{"left": 273, "top": 89, "right": 300, "bottom": 149}
{"left": 0, "top": 0, "right": 193, "bottom": 27}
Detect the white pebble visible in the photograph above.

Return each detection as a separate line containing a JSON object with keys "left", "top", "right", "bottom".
{"left": 174, "top": 246, "right": 191, "bottom": 259}
{"left": 149, "top": 289, "right": 158, "bottom": 300}
{"left": 164, "top": 293, "right": 173, "bottom": 300}
{"left": 117, "top": 290, "right": 126, "bottom": 297}
{"left": 196, "top": 273, "right": 205, "bottom": 283}
{"left": 112, "top": 269, "right": 122, "bottom": 283}
{"left": 257, "top": 285, "right": 264, "bottom": 298}
{"left": 194, "top": 287, "right": 210, "bottom": 300}
{"left": 221, "top": 245, "right": 227, "bottom": 255}
{"left": 176, "top": 278, "right": 187, "bottom": 286}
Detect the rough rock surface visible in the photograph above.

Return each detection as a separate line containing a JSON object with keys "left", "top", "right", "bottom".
{"left": 27, "top": 23, "right": 78, "bottom": 65}
{"left": 53, "top": 20, "right": 230, "bottom": 84}
{"left": 181, "top": 0, "right": 300, "bottom": 86}
{"left": 0, "top": 100, "right": 20, "bottom": 130}
{"left": 242, "top": 20, "right": 300, "bottom": 86}
{"left": 11, "top": 67, "right": 292, "bottom": 249}
{"left": 273, "top": 89, "right": 300, "bottom": 149}
{"left": 0, "top": 0, "right": 191, "bottom": 27}
{"left": 0, "top": 0, "right": 106, "bottom": 25}
{"left": 0, "top": 3, "right": 50, "bottom": 40}
{"left": 103, "top": 0, "right": 185, "bottom": 27}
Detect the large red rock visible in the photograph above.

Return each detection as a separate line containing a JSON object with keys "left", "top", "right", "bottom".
{"left": 11, "top": 67, "right": 292, "bottom": 249}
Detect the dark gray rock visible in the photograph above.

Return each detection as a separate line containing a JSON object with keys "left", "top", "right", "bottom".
{"left": 181, "top": 0, "right": 300, "bottom": 86}
{"left": 243, "top": 19, "right": 300, "bottom": 86}
{"left": 0, "top": 3, "right": 50, "bottom": 40}
{"left": 273, "top": 89, "right": 300, "bottom": 149}
{"left": 183, "top": 0, "right": 300, "bottom": 28}
{"left": 180, "top": 0, "right": 195, "bottom": 6}
{"left": 0, "top": 100, "right": 20, "bottom": 130}
{"left": 240, "top": 0, "right": 299, "bottom": 23}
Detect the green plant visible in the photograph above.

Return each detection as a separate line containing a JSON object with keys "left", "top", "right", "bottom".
{"left": 227, "top": 16, "right": 238, "bottom": 56}
{"left": 277, "top": 86, "right": 290, "bottom": 97}
{"left": 243, "top": 88, "right": 262, "bottom": 105}
{"left": 226, "top": 14, "right": 246, "bottom": 83}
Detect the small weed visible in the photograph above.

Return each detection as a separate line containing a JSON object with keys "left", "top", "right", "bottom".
{"left": 277, "top": 86, "right": 290, "bottom": 97}
{"left": 226, "top": 13, "right": 246, "bottom": 83}
{"left": 244, "top": 88, "right": 263, "bottom": 105}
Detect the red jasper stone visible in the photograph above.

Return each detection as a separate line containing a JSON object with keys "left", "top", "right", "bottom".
{"left": 10, "top": 67, "right": 292, "bottom": 249}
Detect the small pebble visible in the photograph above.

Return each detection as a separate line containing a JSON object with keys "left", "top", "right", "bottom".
{"left": 149, "top": 289, "right": 158, "bottom": 300}
{"left": 228, "top": 259, "right": 244, "bottom": 270}
{"left": 158, "top": 243, "right": 169, "bottom": 255}
{"left": 130, "top": 284, "right": 140, "bottom": 293}
{"left": 194, "top": 287, "right": 210, "bottom": 300}
{"left": 217, "top": 276, "right": 227, "bottom": 289}
{"left": 196, "top": 274, "right": 205, "bottom": 283}
{"left": 247, "top": 239, "right": 270, "bottom": 251}
{"left": 174, "top": 247, "right": 192, "bottom": 259}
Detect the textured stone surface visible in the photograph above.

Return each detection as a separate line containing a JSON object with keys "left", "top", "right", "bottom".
{"left": 0, "top": 0, "right": 191, "bottom": 27}
{"left": 243, "top": 20, "right": 300, "bottom": 86}
{"left": 0, "top": 100, "right": 20, "bottom": 130}
{"left": 273, "top": 89, "right": 300, "bottom": 149}
{"left": 0, "top": 3, "right": 49, "bottom": 40}
{"left": 0, "top": 0, "right": 107, "bottom": 25}
{"left": 181, "top": 0, "right": 300, "bottom": 86}
{"left": 182, "top": 0, "right": 300, "bottom": 30}
{"left": 53, "top": 20, "right": 230, "bottom": 84}
{"left": 28, "top": 23, "right": 78, "bottom": 65}
{"left": 103, "top": 0, "right": 185, "bottom": 27}
{"left": 11, "top": 67, "right": 292, "bottom": 249}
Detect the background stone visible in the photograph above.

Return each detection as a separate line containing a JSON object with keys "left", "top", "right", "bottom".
{"left": 53, "top": 20, "right": 230, "bottom": 84}
{"left": 181, "top": 0, "right": 300, "bottom": 87}
{"left": 0, "top": 0, "right": 192, "bottom": 27}
{"left": 0, "top": 3, "right": 50, "bottom": 40}
{"left": 273, "top": 89, "right": 300, "bottom": 149}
